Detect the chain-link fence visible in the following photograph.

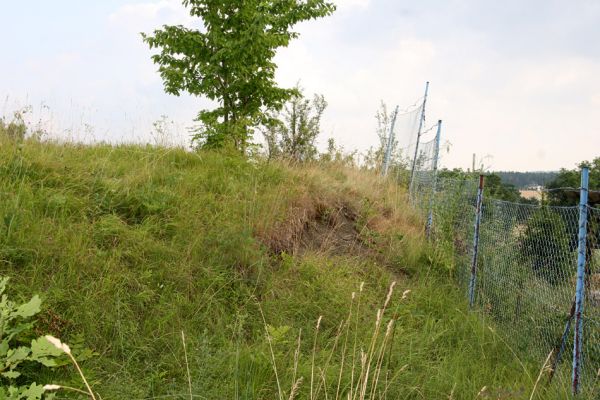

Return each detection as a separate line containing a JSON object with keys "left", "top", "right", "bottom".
{"left": 408, "top": 134, "right": 438, "bottom": 205}
{"left": 586, "top": 205, "right": 600, "bottom": 393}
{"left": 380, "top": 86, "right": 599, "bottom": 395}
{"left": 409, "top": 172, "right": 600, "bottom": 396}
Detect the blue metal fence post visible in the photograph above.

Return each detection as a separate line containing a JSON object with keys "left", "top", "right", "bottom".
{"left": 425, "top": 120, "right": 442, "bottom": 240}
{"left": 468, "top": 175, "right": 485, "bottom": 308}
{"left": 409, "top": 81, "right": 430, "bottom": 194}
{"left": 572, "top": 167, "right": 590, "bottom": 394}
{"left": 381, "top": 106, "right": 400, "bottom": 177}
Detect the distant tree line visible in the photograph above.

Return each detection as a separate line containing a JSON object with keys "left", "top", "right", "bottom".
{"left": 438, "top": 168, "right": 537, "bottom": 204}
{"left": 545, "top": 157, "right": 600, "bottom": 206}
{"left": 494, "top": 171, "right": 558, "bottom": 189}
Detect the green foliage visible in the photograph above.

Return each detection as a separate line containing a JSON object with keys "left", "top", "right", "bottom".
{"left": 546, "top": 157, "right": 600, "bottom": 206}
{"left": 0, "top": 113, "right": 27, "bottom": 143}
{"left": 262, "top": 88, "right": 327, "bottom": 161}
{"left": 438, "top": 168, "right": 532, "bottom": 203}
{"left": 484, "top": 173, "right": 522, "bottom": 202}
{"left": 142, "top": 0, "right": 335, "bottom": 152}
{"left": 0, "top": 137, "right": 553, "bottom": 398}
{"left": 0, "top": 278, "right": 63, "bottom": 400}
{"left": 519, "top": 207, "right": 572, "bottom": 285}
{"left": 0, "top": 109, "right": 47, "bottom": 143}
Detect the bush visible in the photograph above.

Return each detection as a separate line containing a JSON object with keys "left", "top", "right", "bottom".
{"left": 519, "top": 207, "right": 573, "bottom": 285}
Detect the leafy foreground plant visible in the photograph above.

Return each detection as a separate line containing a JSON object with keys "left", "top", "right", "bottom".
{"left": 0, "top": 277, "right": 97, "bottom": 400}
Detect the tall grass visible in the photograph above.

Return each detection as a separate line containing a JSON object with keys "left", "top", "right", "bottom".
{"left": 0, "top": 135, "right": 572, "bottom": 398}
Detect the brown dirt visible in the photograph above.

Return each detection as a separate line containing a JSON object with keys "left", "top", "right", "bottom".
{"left": 257, "top": 196, "right": 367, "bottom": 256}
{"left": 299, "top": 204, "right": 364, "bottom": 255}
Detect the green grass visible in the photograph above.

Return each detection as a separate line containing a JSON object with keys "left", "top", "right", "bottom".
{"left": 0, "top": 137, "right": 572, "bottom": 399}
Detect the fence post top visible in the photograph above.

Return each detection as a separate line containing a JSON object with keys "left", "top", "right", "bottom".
{"left": 581, "top": 166, "right": 589, "bottom": 178}
{"left": 580, "top": 167, "right": 589, "bottom": 193}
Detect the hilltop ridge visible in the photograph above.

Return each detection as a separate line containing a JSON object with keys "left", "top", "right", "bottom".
{"left": 0, "top": 138, "right": 545, "bottom": 399}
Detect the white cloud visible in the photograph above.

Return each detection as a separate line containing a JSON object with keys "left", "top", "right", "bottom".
{"left": 335, "top": 0, "right": 370, "bottom": 11}
{"left": 3, "top": 0, "right": 600, "bottom": 170}
{"left": 108, "top": 0, "right": 193, "bottom": 31}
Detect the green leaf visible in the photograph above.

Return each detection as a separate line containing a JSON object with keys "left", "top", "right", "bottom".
{"left": 21, "top": 383, "right": 44, "bottom": 400}
{"left": 5, "top": 346, "right": 30, "bottom": 367}
{"left": 0, "top": 340, "right": 9, "bottom": 357}
{"left": 10, "top": 295, "right": 41, "bottom": 319}
{"left": 29, "top": 338, "right": 64, "bottom": 367}
{"left": 1, "top": 370, "right": 21, "bottom": 379}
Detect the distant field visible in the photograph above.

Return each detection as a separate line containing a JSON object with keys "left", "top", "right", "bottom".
{"left": 520, "top": 189, "right": 543, "bottom": 200}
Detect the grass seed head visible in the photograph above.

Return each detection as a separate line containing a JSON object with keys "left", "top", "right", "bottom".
{"left": 477, "top": 386, "right": 488, "bottom": 397}
{"left": 385, "top": 319, "right": 394, "bottom": 337}
{"left": 45, "top": 335, "right": 71, "bottom": 355}
{"left": 384, "top": 281, "right": 396, "bottom": 308}
{"left": 375, "top": 309, "right": 382, "bottom": 327}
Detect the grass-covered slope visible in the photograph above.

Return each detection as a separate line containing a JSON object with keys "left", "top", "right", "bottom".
{"left": 0, "top": 138, "right": 548, "bottom": 399}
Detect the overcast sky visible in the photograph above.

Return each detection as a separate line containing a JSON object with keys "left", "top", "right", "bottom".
{"left": 1, "top": 0, "right": 599, "bottom": 171}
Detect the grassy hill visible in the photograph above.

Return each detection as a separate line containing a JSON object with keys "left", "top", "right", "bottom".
{"left": 0, "top": 137, "right": 558, "bottom": 399}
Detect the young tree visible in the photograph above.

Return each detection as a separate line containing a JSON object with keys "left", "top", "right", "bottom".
{"left": 363, "top": 101, "right": 392, "bottom": 170}
{"left": 263, "top": 90, "right": 327, "bottom": 161}
{"left": 142, "top": 0, "right": 335, "bottom": 153}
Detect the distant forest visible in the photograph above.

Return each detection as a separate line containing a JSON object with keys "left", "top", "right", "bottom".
{"left": 494, "top": 171, "right": 558, "bottom": 189}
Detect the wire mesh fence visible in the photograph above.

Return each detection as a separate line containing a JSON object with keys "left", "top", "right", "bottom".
{"left": 585, "top": 205, "right": 600, "bottom": 392}
{"left": 408, "top": 135, "right": 438, "bottom": 205}
{"left": 394, "top": 105, "right": 424, "bottom": 164}
{"left": 380, "top": 88, "right": 598, "bottom": 394}
{"left": 476, "top": 200, "right": 580, "bottom": 390}
{"left": 409, "top": 174, "right": 600, "bottom": 396}
{"left": 379, "top": 104, "right": 423, "bottom": 180}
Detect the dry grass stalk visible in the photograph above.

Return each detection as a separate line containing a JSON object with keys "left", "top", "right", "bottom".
{"left": 319, "top": 367, "right": 329, "bottom": 400}
{"left": 369, "top": 319, "right": 395, "bottom": 399}
{"left": 448, "top": 382, "right": 457, "bottom": 399}
{"left": 266, "top": 280, "right": 408, "bottom": 400}
{"left": 529, "top": 349, "right": 554, "bottom": 400}
{"left": 335, "top": 292, "right": 356, "bottom": 400}
{"left": 356, "top": 281, "right": 396, "bottom": 400}
{"left": 258, "top": 303, "right": 284, "bottom": 400}
{"left": 181, "top": 331, "right": 193, "bottom": 400}
{"left": 311, "top": 315, "right": 323, "bottom": 400}
{"left": 288, "top": 377, "right": 304, "bottom": 400}
{"left": 314, "top": 320, "right": 345, "bottom": 399}
{"left": 349, "top": 283, "right": 365, "bottom": 400}
{"left": 291, "top": 328, "right": 302, "bottom": 395}
{"left": 476, "top": 386, "right": 488, "bottom": 397}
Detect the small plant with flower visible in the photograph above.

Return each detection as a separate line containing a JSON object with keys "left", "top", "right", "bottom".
{"left": 0, "top": 277, "right": 97, "bottom": 399}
